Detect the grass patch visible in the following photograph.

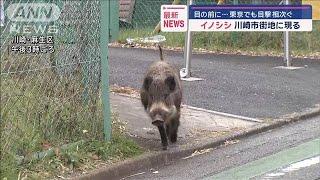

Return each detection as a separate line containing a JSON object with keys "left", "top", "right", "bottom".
{"left": 118, "top": 21, "right": 320, "bottom": 57}
{"left": 0, "top": 53, "right": 143, "bottom": 179}
{"left": 3, "top": 117, "right": 143, "bottom": 179}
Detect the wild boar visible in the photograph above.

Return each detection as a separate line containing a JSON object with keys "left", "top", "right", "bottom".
{"left": 140, "top": 45, "right": 182, "bottom": 150}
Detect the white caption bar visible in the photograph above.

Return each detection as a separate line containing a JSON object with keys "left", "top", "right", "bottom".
{"left": 189, "top": 19, "right": 312, "bottom": 32}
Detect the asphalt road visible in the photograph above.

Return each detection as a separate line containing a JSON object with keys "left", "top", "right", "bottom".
{"left": 123, "top": 116, "right": 320, "bottom": 180}
{"left": 109, "top": 47, "right": 320, "bottom": 119}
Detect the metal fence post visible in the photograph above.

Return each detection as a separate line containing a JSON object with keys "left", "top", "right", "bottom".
{"left": 109, "top": 0, "right": 119, "bottom": 41}
{"left": 100, "top": 0, "right": 111, "bottom": 141}
{"left": 232, "top": 0, "right": 239, "bottom": 44}
{"left": 284, "top": 0, "right": 292, "bottom": 66}
{"left": 183, "top": 0, "right": 193, "bottom": 78}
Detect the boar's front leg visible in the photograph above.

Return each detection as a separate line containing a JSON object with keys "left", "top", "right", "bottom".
{"left": 169, "top": 118, "right": 180, "bottom": 143}
{"left": 140, "top": 89, "right": 148, "bottom": 110}
{"left": 157, "top": 124, "right": 168, "bottom": 150}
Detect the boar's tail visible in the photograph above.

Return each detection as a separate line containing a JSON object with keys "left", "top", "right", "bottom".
{"left": 158, "top": 44, "right": 164, "bottom": 61}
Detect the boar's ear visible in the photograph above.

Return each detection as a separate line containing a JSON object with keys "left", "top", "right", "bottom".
{"left": 165, "top": 76, "right": 176, "bottom": 91}
{"left": 143, "top": 76, "right": 153, "bottom": 90}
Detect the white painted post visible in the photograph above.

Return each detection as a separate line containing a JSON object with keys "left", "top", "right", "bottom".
{"left": 182, "top": 0, "right": 193, "bottom": 78}
{"left": 284, "top": 0, "right": 292, "bottom": 67}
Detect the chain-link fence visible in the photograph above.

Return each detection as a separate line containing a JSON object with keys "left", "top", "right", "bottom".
{"left": 118, "top": 0, "right": 319, "bottom": 56}
{"left": 0, "top": 0, "right": 105, "bottom": 171}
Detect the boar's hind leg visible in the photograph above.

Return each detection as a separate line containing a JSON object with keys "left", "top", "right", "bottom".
{"left": 157, "top": 125, "right": 168, "bottom": 150}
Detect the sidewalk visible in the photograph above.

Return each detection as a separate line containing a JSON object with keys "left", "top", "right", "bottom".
{"left": 76, "top": 93, "right": 319, "bottom": 180}
{"left": 110, "top": 93, "right": 262, "bottom": 151}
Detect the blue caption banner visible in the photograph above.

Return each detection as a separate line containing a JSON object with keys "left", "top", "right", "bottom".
{"left": 189, "top": 5, "right": 312, "bottom": 20}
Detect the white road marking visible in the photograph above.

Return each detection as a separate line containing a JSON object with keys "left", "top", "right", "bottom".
{"left": 184, "top": 105, "right": 264, "bottom": 123}
{"left": 263, "top": 156, "right": 320, "bottom": 179}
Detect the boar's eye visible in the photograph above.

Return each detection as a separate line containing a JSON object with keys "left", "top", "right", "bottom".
{"left": 165, "top": 76, "right": 176, "bottom": 91}
{"left": 149, "top": 95, "right": 155, "bottom": 100}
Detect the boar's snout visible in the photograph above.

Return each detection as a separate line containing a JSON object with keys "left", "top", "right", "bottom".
{"left": 152, "top": 114, "right": 164, "bottom": 126}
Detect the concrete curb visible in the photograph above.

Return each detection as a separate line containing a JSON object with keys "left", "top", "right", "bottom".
{"left": 74, "top": 104, "right": 320, "bottom": 180}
